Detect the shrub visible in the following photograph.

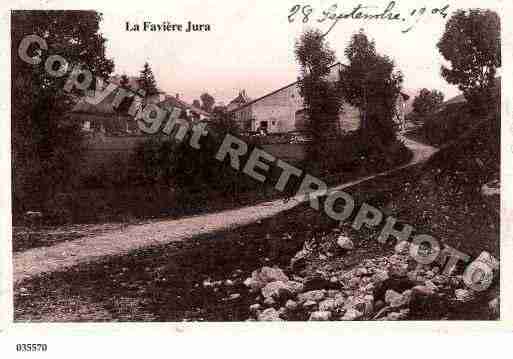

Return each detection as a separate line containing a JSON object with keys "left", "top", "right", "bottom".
{"left": 132, "top": 123, "right": 270, "bottom": 199}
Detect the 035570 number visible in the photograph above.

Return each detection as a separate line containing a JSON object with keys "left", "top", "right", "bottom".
{"left": 16, "top": 344, "right": 48, "bottom": 352}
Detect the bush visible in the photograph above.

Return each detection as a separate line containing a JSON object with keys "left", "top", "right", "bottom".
{"left": 303, "top": 129, "right": 412, "bottom": 179}
{"left": 132, "top": 124, "right": 270, "bottom": 199}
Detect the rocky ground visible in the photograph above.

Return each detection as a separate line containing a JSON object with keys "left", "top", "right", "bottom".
{"left": 13, "top": 171, "right": 499, "bottom": 321}
{"left": 13, "top": 115, "right": 499, "bottom": 322}
{"left": 240, "top": 114, "right": 501, "bottom": 322}
{"left": 240, "top": 232, "right": 499, "bottom": 321}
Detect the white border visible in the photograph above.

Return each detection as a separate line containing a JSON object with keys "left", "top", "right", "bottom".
{"left": 0, "top": 0, "right": 512, "bottom": 351}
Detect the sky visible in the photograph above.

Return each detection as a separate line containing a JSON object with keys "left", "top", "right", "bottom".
{"left": 97, "top": 0, "right": 501, "bottom": 105}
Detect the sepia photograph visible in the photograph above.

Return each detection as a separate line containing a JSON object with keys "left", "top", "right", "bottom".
{"left": 3, "top": 0, "right": 507, "bottom": 335}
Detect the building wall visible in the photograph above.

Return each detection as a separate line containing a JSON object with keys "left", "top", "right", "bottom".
{"left": 233, "top": 106, "right": 253, "bottom": 131}
{"left": 250, "top": 84, "right": 303, "bottom": 133}
{"left": 233, "top": 63, "right": 361, "bottom": 134}
{"left": 247, "top": 83, "right": 361, "bottom": 134}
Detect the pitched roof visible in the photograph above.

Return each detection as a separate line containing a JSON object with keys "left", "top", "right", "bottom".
{"left": 228, "top": 62, "right": 409, "bottom": 113}
{"left": 110, "top": 74, "right": 165, "bottom": 94}
{"left": 71, "top": 89, "right": 118, "bottom": 115}
{"left": 228, "top": 62, "right": 344, "bottom": 113}
{"left": 229, "top": 90, "right": 251, "bottom": 106}
{"left": 159, "top": 96, "right": 211, "bottom": 118}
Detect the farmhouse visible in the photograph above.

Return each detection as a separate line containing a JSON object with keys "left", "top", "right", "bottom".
{"left": 67, "top": 75, "right": 213, "bottom": 175}
{"left": 69, "top": 75, "right": 211, "bottom": 135}
{"left": 228, "top": 62, "right": 409, "bottom": 135}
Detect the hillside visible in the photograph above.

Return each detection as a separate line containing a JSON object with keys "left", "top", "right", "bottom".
{"left": 13, "top": 105, "right": 500, "bottom": 322}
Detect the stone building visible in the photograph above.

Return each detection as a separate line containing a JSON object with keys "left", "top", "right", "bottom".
{"left": 228, "top": 63, "right": 408, "bottom": 135}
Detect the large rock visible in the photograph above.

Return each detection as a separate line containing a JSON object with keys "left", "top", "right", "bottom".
{"left": 263, "top": 297, "right": 276, "bottom": 307}
{"left": 244, "top": 266, "right": 289, "bottom": 291}
{"left": 372, "top": 270, "right": 389, "bottom": 284}
{"left": 297, "top": 290, "right": 326, "bottom": 303}
{"left": 257, "top": 308, "right": 282, "bottom": 321}
{"left": 481, "top": 180, "right": 500, "bottom": 197}
{"left": 488, "top": 297, "right": 500, "bottom": 317}
{"left": 389, "top": 263, "right": 409, "bottom": 278}
{"left": 285, "top": 300, "right": 298, "bottom": 311}
{"left": 309, "top": 311, "right": 332, "bottom": 321}
{"left": 348, "top": 277, "right": 361, "bottom": 288}
{"left": 343, "top": 295, "right": 373, "bottom": 316}
{"left": 454, "top": 289, "right": 475, "bottom": 302}
{"left": 337, "top": 235, "right": 354, "bottom": 251}
{"left": 341, "top": 308, "right": 363, "bottom": 321}
{"left": 318, "top": 299, "right": 337, "bottom": 312}
{"left": 290, "top": 249, "right": 309, "bottom": 271}
{"left": 385, "top": 309, "right": 410, "bottom": 321}
{"left": 394, "top": 241, "right": 410, "bottom": 255}
{"left": 475, "top": 251, "right": 500, "bottom": 272}
{"left": 411, "top": 280, "right": 437, "bottom": 298}
{"left": 261, "top": 280, "right": 304, "bottom": 301}
{"left": 412, "top": 285, "right": 435, "bottom": 298}
{"left": 261, "top": 281, "right": 288, "bottom": 300}
{"left": 385, "top": 289, "right": 411, "bottom": 308}
{"left": 303, "top": 300, "right": 317, "bottom": 310}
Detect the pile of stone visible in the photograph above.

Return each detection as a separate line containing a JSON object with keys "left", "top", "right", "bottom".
{"left": 244, "top": 232, "right": 500, "bottom": 321}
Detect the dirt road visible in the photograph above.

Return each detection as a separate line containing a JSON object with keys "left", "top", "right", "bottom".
{"left": 13, "top": 137, "right": 437, "bottom": 284}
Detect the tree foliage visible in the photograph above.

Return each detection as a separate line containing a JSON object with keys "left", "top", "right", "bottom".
{"left": 119, "top": 74, "right": 130, "bottom": 88}
{"left": 137, "top": 62, "right": 158, "bottom": 96}
{"left": 437, "top": 9, "right": 500, "bottom": 114}
{"left": 339, "top": 29, "right": 403, "bottom": 146}
{"left": 412, "top": 88, "right": 444, "bottom": 116}
{"left": 11, "top": 10, "right": 114, "bottom": 216}
{"left": 294, "top": 29, "right": 343, "bottom": 161}
{"left": 200, "top": 92, "right": 215, "bottom": 113}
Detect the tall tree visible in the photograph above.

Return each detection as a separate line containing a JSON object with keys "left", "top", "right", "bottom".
{"left": 137, "top": 62, "right": 158, "bottom": 97}
{"left": 339, "top": 29, "right": 403, "bottom": 147}
{"left": 119, "top": 73, "right": 130, "bottom": 88}
{"left": 11, "top": 10, "right": 114, "bottom": 216}
{"left": 115, "top": 74, "right": 133, "bottom": 114}
{"left": 192, "top": 99, "right": 201, "bottom": 108}
{"left": 200, "top": 92, "right": 215, "bottom": 113}
{"left": 412, "top": 88, "right": 444, "bottom": 116}
{"left": 294, "top": 29, "right": 342, "bottom": 160}
{"left": 437, "top": 9, "right": 500, "bottom": 114}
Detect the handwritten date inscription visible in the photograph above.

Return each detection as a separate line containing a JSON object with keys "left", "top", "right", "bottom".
{"left": 288, "top": 1, "right": 450, "bottom": 35}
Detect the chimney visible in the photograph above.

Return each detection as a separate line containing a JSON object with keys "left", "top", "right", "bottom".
{"left": 175, "top": 93, "right": 180, "bottom": 99}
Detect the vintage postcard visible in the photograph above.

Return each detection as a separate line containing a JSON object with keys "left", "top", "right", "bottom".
{"left": 0, "top": 0, "right": 512, "bottom": 354}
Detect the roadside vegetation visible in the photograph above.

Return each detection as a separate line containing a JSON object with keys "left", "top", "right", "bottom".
{"left": 13, "top": 8, "right": 501, "bottom": 322}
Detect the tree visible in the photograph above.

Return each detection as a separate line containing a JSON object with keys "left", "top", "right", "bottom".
{"left": 11, "top": 10, "right": 114, "bottom": 217}
{"left": 137, "top": 62, "right": 158, "bottom": 97}
{"left": 339, "top": 29, "right": 403, "bottom": 147}
{"left": 192, "top": 99, "right": 201, "bottom": 108}
{"left": 119, "top": 74, "right": 130, "bottom": 88}
{"left": 294, "top": 29, "right": 343, "bottom": 160}
{"left": 412, "top": 89, "right": 444, "bottom": 116}
{"left": 116, "top": 74, "right": 133, "bottom": 114}
{"left": 200, "top": 92, "right": 215, "bottom": 113}
{"left": 437, "top": 9, "right": 500, "bottom": 114}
